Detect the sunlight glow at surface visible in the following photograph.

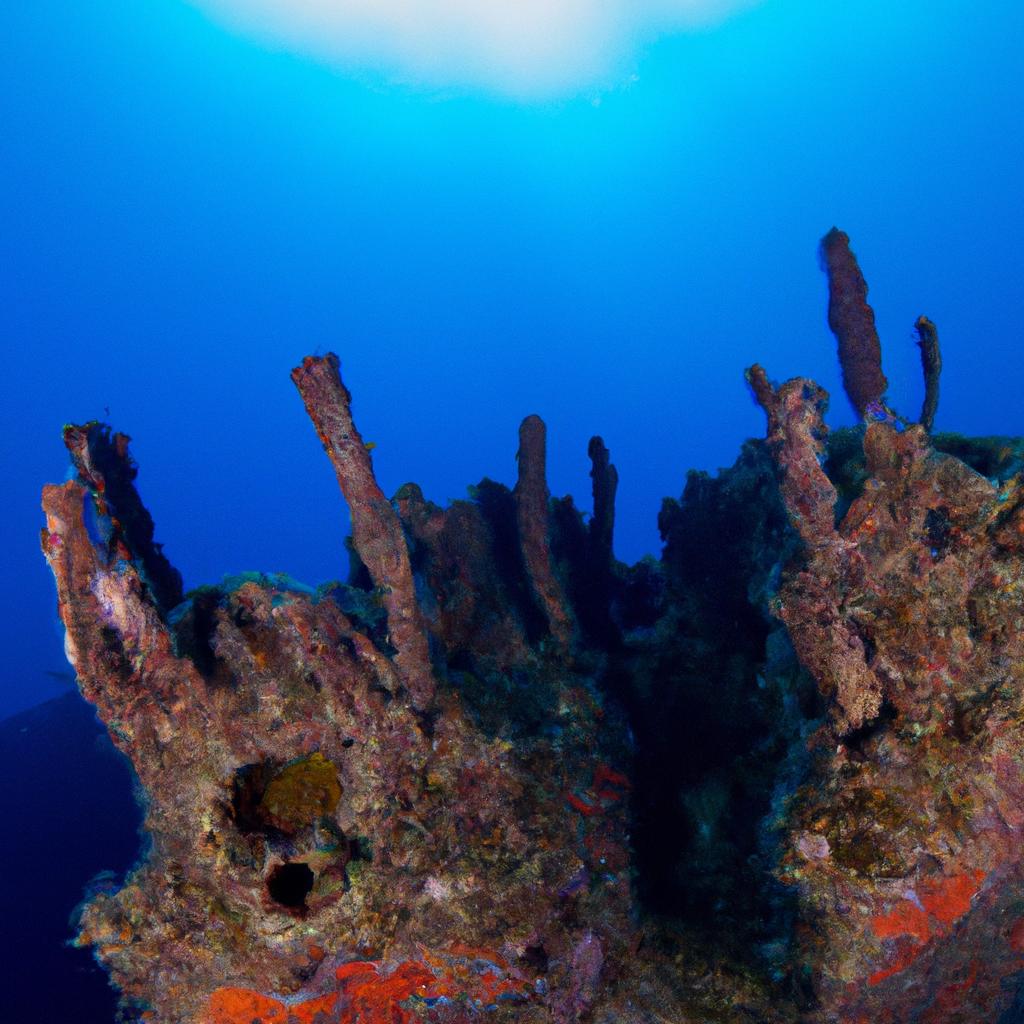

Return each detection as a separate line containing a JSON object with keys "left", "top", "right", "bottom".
{"left": 192, "top": 0, "right": 761, "bottom": 96}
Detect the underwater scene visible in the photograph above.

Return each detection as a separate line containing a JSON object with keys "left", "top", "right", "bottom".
{"left": 2, "top": 2, "right": 1024, "bottom": 1022}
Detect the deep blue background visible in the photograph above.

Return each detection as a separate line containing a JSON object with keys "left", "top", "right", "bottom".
{"left": 2, "top": 0, "right": 1022, "bottom": 719}
{"left": 0, "top": 694, "right": 141, "bottom": 1020}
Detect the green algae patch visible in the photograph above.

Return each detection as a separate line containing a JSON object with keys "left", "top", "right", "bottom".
{"left": 258, "top": 753, "right": 342, "bottom": 835}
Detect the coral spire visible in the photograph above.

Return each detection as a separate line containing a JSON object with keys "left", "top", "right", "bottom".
{"left": 820, "top": 227, "right": 888, "bottom": 417}
{"left": 291, "top": 353, "right": 434, "bottom": 708}
{"left": 514, "top": 414, "right": 573, "bottom": 648}
{"left": 915, "top": 314, "right": 942, "bottom": 432}
{"left": 587, "top": 435, "right": 617, "bottom": 568}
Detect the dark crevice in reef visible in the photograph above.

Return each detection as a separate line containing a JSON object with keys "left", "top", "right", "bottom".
{"left": 471, "top": 477, "right": 551, "bottom": 646}
{"left": 824, "top": 427, "right": 1024, "bottom": 524}
{"left": 343, "top": 536, "right": 374, "bottom": 592}
{"left": 823, "top": 425, "right": 869, "bottom": 521}
{"left": 839, "top": 697, "right": 898, "bottom": 758}
{"left": 169, "top": 586, "right": 227, "bottom": 682}
{"left": 608, "top": 440, "right": 817, "bottom": 967}
{"left": 932, "top": 433, "right": 1024, "bottom": 482}
{"left": 427, "top": 431, "right": 830, "bottom": 975}
{"left": 550, "top": 495, "right": 621, "bottom": 651}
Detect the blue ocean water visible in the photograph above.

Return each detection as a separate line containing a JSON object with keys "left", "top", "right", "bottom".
{"left": 1, "top": 0, "right": 1021, "bottom": 728}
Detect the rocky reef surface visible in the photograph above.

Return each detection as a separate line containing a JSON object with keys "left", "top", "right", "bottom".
{"left": 41, "top": 233, "right": 1024, "bottom": 1022}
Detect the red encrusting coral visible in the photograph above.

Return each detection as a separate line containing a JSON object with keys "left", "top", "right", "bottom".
{"left": 205, "top": 948, "right": 533, "bottom": 1024}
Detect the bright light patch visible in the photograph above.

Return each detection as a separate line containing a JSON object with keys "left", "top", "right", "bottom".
{"left": 193, "top": 0, "right": 761, "bottom": 97}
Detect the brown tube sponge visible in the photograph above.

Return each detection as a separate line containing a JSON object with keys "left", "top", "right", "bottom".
{"left": 915, "top": 314, "right": 942, "bottom": 432}
{"left": 820, "top": 227, "right": 888, "bottom": 417}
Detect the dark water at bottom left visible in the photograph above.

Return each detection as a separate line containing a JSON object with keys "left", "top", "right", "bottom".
{"left": 0, "top": 692, "right": 140, "bottom": 1023}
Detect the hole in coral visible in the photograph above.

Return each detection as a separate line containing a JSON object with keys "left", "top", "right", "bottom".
{"left": 229, "top": 754, "right": 341, "bottom": 836}
{"left": 924, "top": 505, "right": 953, "bottom": 558}
{"left": 521, "top": 944, "right": 549, "bottom": 974}
{"left": 472, "top": 478, "right": 549, "bottom": 645}
{"left": 267, "top": 862, "right": 314, "bottom": 910}
{"left": 230, "top": 761, "right": 272, "bottom": 834}
{"left": 842, "top": 698, "right": 898, "bottom": 756}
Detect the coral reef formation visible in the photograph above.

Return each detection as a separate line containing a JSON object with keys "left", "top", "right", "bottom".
{"left": 40, "top": 231, "right": 1024, "bottom": 1022}
{"left": 747, "top": 231, "right": 1024, "bottom": 1021}
{"left": 750, "top": 381, "right": 1024, "bottom": 1021}
{"left": 42, "top": 386, "right": 637, "bottom": 1024}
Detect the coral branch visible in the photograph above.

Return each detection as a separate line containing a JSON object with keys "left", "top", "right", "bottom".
{"left": 514, "top": 414, "right": 573, "bottom": 648}
{"left": 820, "top": 227, "right": 888, "bottom": 417}
{"left": 62, "top": 422, "right": 183, "bottom": 616}
{"left": 41, "top": 464, "right": 204, "bottom": 774}
{"left": 915, "top": 314, "right": 942, "bottom": 431}
{"left": 746, "top": 365, "right": 883, "bottom": 733}
{"left": 291, "top": 354, "right": 434, "bottom": 708}
{"left": 744, "top": 365, "right": 836, "bottom": 547}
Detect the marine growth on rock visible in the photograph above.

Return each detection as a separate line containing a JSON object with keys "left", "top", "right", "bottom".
{"left": 41, "top": 232, "right": 1024, "bottom": 1023}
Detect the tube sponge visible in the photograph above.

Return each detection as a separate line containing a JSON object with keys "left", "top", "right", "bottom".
{"left": 820, "top": 227, "right": 888, "bottom": 417}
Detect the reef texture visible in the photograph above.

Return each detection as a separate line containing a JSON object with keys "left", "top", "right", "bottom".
{"left": 41, "top": 232, "right": 1024, "bottom": 1023}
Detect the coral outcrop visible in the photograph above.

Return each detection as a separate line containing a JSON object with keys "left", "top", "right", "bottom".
{"left": 750, "top": 378, "right": 1024, "bottom": 1021}
{"left": 748, "top": 232, "right": 1024, "bottom": 1021}
{"left": 40, "top": 231, "right": 1024, "bottom": 1022}
{"left": 42, "top": 370, "right": 639, "bottom": 1023}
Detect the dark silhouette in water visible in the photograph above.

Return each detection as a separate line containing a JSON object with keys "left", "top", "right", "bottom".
{"left": 0, "top": 693, "right": 140, "bottom": 1022}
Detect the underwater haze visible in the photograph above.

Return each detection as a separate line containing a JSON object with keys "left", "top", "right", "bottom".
{"left": 2, "top": 0, "right": 1023, "bottom": 721}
